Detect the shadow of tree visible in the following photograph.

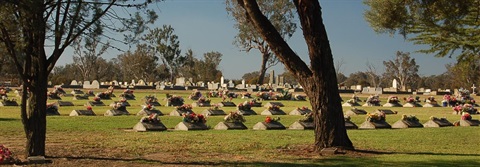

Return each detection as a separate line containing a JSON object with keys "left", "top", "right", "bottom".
{"left": 0, "top": 118, "right": 19, "bottom": 121}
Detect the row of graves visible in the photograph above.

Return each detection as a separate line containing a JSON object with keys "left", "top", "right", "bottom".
{"left": 0, "top": 87, "right": 18, "bottom": 106}
{"left": 342, "top": 94, "right": 478, "bottom": 108}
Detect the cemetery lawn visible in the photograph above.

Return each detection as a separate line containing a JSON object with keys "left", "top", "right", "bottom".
{"left": 0, "top": 90, "right": 479, "bottom": 166}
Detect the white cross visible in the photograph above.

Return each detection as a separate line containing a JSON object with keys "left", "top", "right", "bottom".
{"left": 472, "top": 84, "right": 477, "bottom": 94}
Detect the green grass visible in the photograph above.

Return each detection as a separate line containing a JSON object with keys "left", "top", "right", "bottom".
{"left": 1, "top": 89, "right": 480, "bottom": 166}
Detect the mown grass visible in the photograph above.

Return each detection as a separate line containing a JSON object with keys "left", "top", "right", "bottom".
{"left": 0, "top": 89, "right": 479, "bottom": 166}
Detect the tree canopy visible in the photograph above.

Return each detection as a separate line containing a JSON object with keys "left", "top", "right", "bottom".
{"left": 364, "top": 0, "right": 480, "bottom": 61}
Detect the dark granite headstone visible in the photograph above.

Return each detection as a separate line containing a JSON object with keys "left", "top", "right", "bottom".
{"left": 57, "top": 101, "right": 74, "bottom": 106}
{"left": 289, "top": 121, "right": 314, "bottom": 130}
{"left": 46, "top": 108, "right": 60, "bottom": 116}
{"left": 237, "top": 109, "right": 257, "bottom": 115}
{"left": 109, "top": 101, "right": 131, "bottom": 107}
{"left": 252, "top": 122, "right": 286, "bottom": 130}
{"left": 345, "top": 108, "right": 367, "bottom": 116}
{"left": 261, "top": 109, "right": 286, "bottom": 115}
{"left": 136, "top": 109, "right": 163, "bottom": 116}
{"left": 217, "top": 102, "right": 236, "bottom": 107}
{"left": 459, "top": 119, "right": 480, "bottom": 126}
{"left": 104, "top": 109, "right": 130, "bottom": 116}
{"left": 423, "top": 118, "right": 453, "bottom": 127}
{"left": 71, "top": 90, "right": 84, "bottom": 95}
{"left": 69, "top": 110, "right": 96, "bottom": 116}
{"left": 344, "top": 120, "right": 358, "bottom": 129}
{"left": 72, "top": 95, "right": 89, "bottom": 100}
{"left": 375, "top": 109, "right": 397, "bottom": 114}
{"left": 192, "top": 102, "right": 211, "bottom": 107}
{"left": 250, "top": 102, "right": 262, "bottom": 107}
{"left": 392, "top": 120, "right": 423, "bottom": 128}
{"left": 0, "top": 100, "right": 19, "bottom": 106}
{"left": 166, "top": 101, "right": 184, "bottom": 107}
{"left": 133, "top": 122, "right": 167, "bottom": 132}
{"left": 382, "top": 102, "right": 402, "bottom": 107}
{"left": 87, "top": 101, "right": 105, "bottom": 106}
{"left": 214, "top": 122, "right": 248, "bottom": 130}
{"left": 359, "top": 121, "right": 391, "bottom": 129}
{"left": 263, "top": 102, "right": 285, "bottom": 107}
{"left": 289, "top": 108, "right": 312, "bottom": 115}
{"left": 145, "top": 101, "right": 162, "bottom": 106}
{"left": 169, "top": 109, "right": 194, "bottom": 116}
{"left": 202, "top": 109, "right": 226, "bottom": 116}
{"left": 175, "top": 122, "right": 209, "bottom": 131}
{"left": 403, "top": 102, "right": 422, "bottom": 107}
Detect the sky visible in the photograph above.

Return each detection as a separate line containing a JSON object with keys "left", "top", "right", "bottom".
{"left": 56, "top": 0, "right": 458, "bottom": 80}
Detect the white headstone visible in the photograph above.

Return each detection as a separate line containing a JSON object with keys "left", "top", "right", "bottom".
{"left": 392, "top": 79, "right": 398, "bottom": 89}
{"left": 70, "top": 80, "right": 78, "bottom": 85}
{"left": 220, "top": 76, "right": 225, "bottom": 85}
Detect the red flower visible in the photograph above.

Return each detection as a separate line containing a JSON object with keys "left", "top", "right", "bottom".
{"left": 87, "top": 106, "right": 92, "bottom": 110}
{"left": 265, "top": 116, "right": 272, "bottom": 123}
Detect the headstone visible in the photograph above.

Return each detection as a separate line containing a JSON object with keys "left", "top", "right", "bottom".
{"left": 174, "top": 122, "right": 209, "bottom": 131}
{"left": 342, "top": 101, "right": 361, "bottom": 107}
{"left": 0, "top": 100, "right": 19, "bottom": 106}
{"left": 109, "top": 101, "right": 131, "bottom": 107}
{"left": 169, "top": 109, "right": 194, "bottom": 116}
{"left": 228, "top": 80, "right": 235, "bottom": 88}
{"left": 87, "top": 101, "right": 105, "bottom": 106}
{"left": 458, "top": 119, "right": 480, "bottom": 126}
{"left": 133, "top": 122, "right": 167, "bottom": 132}
{"left": 112, "top": 80, "right": 118, "bottom": 86}
{"left": 202, "top": 109, "right": 226, "bottom": 116}
{"left": 392, "top": 79, "right": 398, "bottom": 89}
{"left": 359, "top": 121, "right": 391, "bottom": 129}
{"left": 253, "top": 121, "right": 285, "bottom": 130}
{"left": 69, "top": 110, "right": 96, "bottom": 116}
{"left": 217, "top": 101, "right": 236, "bottom": 107}
{"left": 73, "top": 94, "right": 89, "bottom": 100}
{"left": 375, "top": 109, "right": 397, "bottom": 115}
{"left": 71, "top": 89, "right": 84, "bottom": 95}
{"left": 136, "top": 108, "right": 163, "bottom": 116}
{"left": 137, "top": 79, "right": 146, "bottom": 86}
{"left": 403, "top": 102, "right": 422, "bottom": 107}
{"left": 91, "top": 80, "right": 100, "bottom": 89}
{"left": 104, "top": 109, "right": 130, "bottom": 116}
{"left": 275, "top": 76, "right": 279, "bottom": 86}
{"left": 57, "top": 101, "right": 74, "bottom": 106}
{"left": 269, "top": 70, "right": 275, "bottom": 84}
{"left": 345, "top": 108, "right": 367, "bottom": 116}
{"left": 46, "top": 107, "right": 60, "bottom": 116}
{"left": 220, "top": 76, "right": 225, "bottom": 86}
{"left": 423, "top": 117, "right": 453, "bottom": 127}
{"left": 279, "top": 76, "right": 284, "bottom": 85}
{"left": 288, "top": 121, "right": 314, "bottom": 130}
{"left": 344, "top": 119, "right": 358, "bottom": 129}
{"left": 391, "top": 119, "right": 423, "bottom": 128}
{"left": 261, "top": 109, "right": 286, "bottom": 115}
{"left": 382, "top": 102, "right": 402, "bottom": 107}
{"left": 214, "top": 122, "right": 248, "bottom": 130}
{"left": 70, "top": 80, "right": 78, "bottom": 85}
{"left": 263, "top": 102, "right": 285, "bottom": 107}
{"left": 289, "top": 107, "right": 312, "bottom": 115}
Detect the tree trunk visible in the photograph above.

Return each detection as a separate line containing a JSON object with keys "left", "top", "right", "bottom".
{"left": 256, "top": 52, "right": 270, "bottom": 85}
{"left": 239, "top": 0, "right": 354, "bottom": 151}
{"left": 23, "top": 78, "right": 48, "bottom": 157}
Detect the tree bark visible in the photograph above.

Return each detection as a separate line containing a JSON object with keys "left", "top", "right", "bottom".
{"left": 239, "top": 0, "right": 354, "bottom": 151}
{"left": 256, "top": 52, "right": 270, "bottom": 85}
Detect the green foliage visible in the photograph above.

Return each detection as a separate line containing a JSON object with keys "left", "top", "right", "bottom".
{"left": 364, "top": 0, "right": 480, "bottom": 61}
{"left": 383, "top": 51, "right": 419, "bottom": 91}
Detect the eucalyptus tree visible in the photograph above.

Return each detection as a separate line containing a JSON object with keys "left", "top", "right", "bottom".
{"left": 383, "top": 51, "right": 420, "bottom": 91}
{"left": 236, "top": 0, "right": 353, "bottom": 150}
{"left": 226, "top": 0, "right": 296, "bottom": 85}
{"left": 0, "top": 0, "right": 159, "bottom": 157}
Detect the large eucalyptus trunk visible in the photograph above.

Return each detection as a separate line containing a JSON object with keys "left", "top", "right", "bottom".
{"left": 239, "top": 0, "right": 354, "bottom": 150}
{"left": 22, "top": 77, "right": 48, "bottom": 157}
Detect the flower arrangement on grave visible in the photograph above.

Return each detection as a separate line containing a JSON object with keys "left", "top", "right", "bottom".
{"left": 141, "top": 113, "right": 161, "bottom": 123}
{"left": 46, "top": 102, "right": 58, "bottom": 110}
{"left": 145, "top": 95, "right": 158, "bottom": 103}
{"left": 86, "top": 106, "right": 93, "bottom": 111}
{"left": 401, "top": 114, "right": 419, "bottom": 122}
{"left": 429, "top": 116, "right": 448, "bottom": 122}
{"left": 208, "top": 91, "right": 219, "bottom": 98}
{"left": 426, "top": 96, "right": 436, "bottom": 103}
{"left": 294, "top": 94, "right": 306, "bottom": 100}
{"left": 366, "top": 95, "right": 380, "bottom": 105}
{"left": 387, "top": 96, "right": 399, "bottom": 103}
{"left": 224, "top": 111, "right": 246, "bottom": 123}
{"left": 143, "top": 104, "right": 154, "bottom": 110}
{"left": 189, "top": 91, "right": 202, "bottom": 100}
{"left": 267, "top": 105, "right": 281, "bottom": 111}
{"left": 0, "top": 145, "right": 15, "bottom": 164}
{"left": 168, "top": 95, "right": 184, "bottom": 104}
{"left": 297, "top": 106, "right": 309, "bottom": 111}
{"left": 210, "top": 104, "right": 221, "bottom": 111}
{"left": 453, "top": 105, "right": 463, "bottom": 112}
{"left": 404, "top": 96, "right": 415, "bottom": 103}
{"left": 461, "top": 112, "right": 472, "bottom": 120}
{"left": 182, "top": 113, "right": 206, "bottom": 123}
{"left": 113, "top": 102, "right": 126, "bottom": 110}
{"left": 2, "top": 97, "right": 16, "bottom": 103}
{"left": 264, "top": 116, "right": 281, "bottom": 123}
{"left": 366, "top": 112, "right": 386, "bottom": 122}
{"left": 299, "top": 112, "right": 314, "bottom": 122}
{"left": 123, "top": 89, "right": 133, "bottom": 94}
{"left": 256, "top": 92, "right": 274, "bottom": 100}
{"left": 461, "top": 104, "right": 478, "bottom": 114}
{"left": 93, "top": 96, "right": 101, "bottom": 102}
{"left": 197, "top": 97, "right": 211, "bottom": 105}
{"left": 176, "top": 104, "right": 192, "bottom": 111}
{"left": 237, "top": 102, "right": 252, "bottom": 111}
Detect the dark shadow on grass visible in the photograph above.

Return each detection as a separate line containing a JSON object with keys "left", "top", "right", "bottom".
{"left": 0, "top": 118, "right": 19, "bottom": 121}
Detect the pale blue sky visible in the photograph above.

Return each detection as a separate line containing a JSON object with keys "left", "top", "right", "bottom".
{"left": 56, "top": 0, "right": 457, "bottom": 80}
